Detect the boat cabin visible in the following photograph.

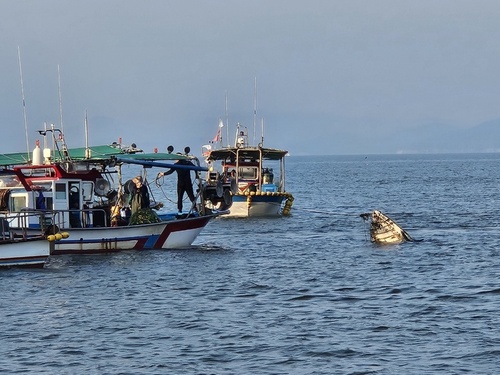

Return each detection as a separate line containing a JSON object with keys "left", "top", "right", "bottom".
{"left": 0, "top": 163, "right": 112, "bottom": 230}
{"left": 207, "top": 146, "right": 287, "bottom": 195}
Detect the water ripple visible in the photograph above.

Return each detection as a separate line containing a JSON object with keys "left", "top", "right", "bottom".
{"left": 2, "top": 155, "right": 500, "bottom": 374}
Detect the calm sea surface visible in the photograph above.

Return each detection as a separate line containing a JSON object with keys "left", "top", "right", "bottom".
{"left": 1, "top": 154, "right": 500, "bottom": 374}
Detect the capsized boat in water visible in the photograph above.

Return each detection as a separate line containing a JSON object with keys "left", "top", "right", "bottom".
{"left": 202, "top": 123, "right": 294, "bottom": 218}
{"left": 0, "top": 129, "right": 226, "bottom": 255}
{"left": 361, "top": 210, "right": 414, "bottom": 244}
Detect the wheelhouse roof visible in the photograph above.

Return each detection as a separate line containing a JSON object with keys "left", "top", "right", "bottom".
{"left": 0, "top": 145, "right": 123, "bottom": 167}
{"left": 0, "top": 152, "right": 30, "bottom": 167}
{"left": 66, "top": 145, "right": 126, "bottom": 160}
{"left": 207, "top": 147, "right": 288, "bottom": 162}
{"left": 0, "top": 145, "right": 189, "bottom": 167}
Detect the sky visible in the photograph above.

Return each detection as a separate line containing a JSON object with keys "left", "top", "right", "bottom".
{"left": 1, "top": 0, "right": 500, "bottom": 156}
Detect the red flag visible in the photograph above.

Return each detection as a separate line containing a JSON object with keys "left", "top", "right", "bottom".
{"left": 210, "top": 120, "right": 224, "bottom": 143}
{"left": 211, "top": 127, "right": 220, "bottom": 143}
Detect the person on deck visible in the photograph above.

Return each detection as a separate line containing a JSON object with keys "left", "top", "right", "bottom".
{"left": 129, "top": 176, "right": 150, "bottom": 215}
{"left": 69, "top": 186, "right": 82, "bottom": 228}
{"left": 158, "top": 147, "right": 197, "bottom": 214}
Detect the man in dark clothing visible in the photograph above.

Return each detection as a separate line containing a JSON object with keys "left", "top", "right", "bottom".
{"left": 130, "top": 176, "right": 150, "bottom": 215}
{"left": 159, "top": 155, "right": 197, "bottom": 214}
{"left": 69, "top": 186, "right": 82, "bottom": 228}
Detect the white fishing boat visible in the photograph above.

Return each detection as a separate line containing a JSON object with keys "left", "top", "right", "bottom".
{"left": 361, "top": 210, "right": 414, "bottom": 244}
{"left": 0, "top": 211, "right": 66, "bottom": 268}
{"left": 202, "top": 124, "right": 294, "bottom": 218}
{"left": 0, "top": 129, "right": 226, "bottom": 255}
{"left": 0, "top": 235, "right": 50, "bottom": 268}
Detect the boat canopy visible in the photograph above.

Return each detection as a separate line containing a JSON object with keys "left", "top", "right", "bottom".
{"left": 64, "top": 145, "right": 126, "bottom": 160}
{"left": 0, "top": 145, "right": 124, "bottom": 167}
{"left": 208, "top": 147, "right": 288, "bottom": 162}
{"left": 0, "top": 152, "right": 31, "bottom": 167}
{"left": 0, "top": 145, "right": 191, "bottom": 167}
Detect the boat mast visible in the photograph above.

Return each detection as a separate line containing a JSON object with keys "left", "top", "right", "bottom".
{"left": 84, "top": 110, "right": 91, "bottom": 159}
{"left": 17, "top": 47, "right": 30, "bottom": 161}
{"left": 253, "top": 77, "right": 257, "bottom": 145}
{"left": 58, "top": 64, "right": 65, "bottom": 135}
{"left": 260, "top": 118, "right": 264, "bottom": 146}
{"left": 281, "top": 156, "right": 286, "bottom": 192}
{"left": 225, "top": 90, "right": 229, "bottom": 147}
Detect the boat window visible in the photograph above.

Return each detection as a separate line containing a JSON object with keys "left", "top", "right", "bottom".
{"left": 239, "top": 167, "right": 258, "bottom": 180}
{"left": 18, "top": 167, "right": 54, "bottom": 177}
{"left": 31, "top": 183, "right": 52, "bottom": 192}
{"left": 11, "top": 195, "right": 27, "bottom": 212}
{"left": 0, "top": 176, "right": 22, "bottom": 188}
{"left": 55, "top": 183, "right": 67, "bottom": 200}
{"left": 82, "top": 182, "right": 93, "bottom": 201}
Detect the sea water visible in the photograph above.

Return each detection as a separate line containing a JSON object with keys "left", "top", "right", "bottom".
{"left": 1, "top": 154, "right": 499, "bottom": 374}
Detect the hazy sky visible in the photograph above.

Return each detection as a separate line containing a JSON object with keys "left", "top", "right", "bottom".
{"left": 1, "top": 0, "right": 500, "bottom": 155}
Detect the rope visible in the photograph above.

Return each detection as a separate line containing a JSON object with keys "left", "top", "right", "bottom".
{"left": 154, "top": 174, "right": 201, "bottom": 213}
{"left": 154, "top": 175, "right": 176, "bottom": 205}
{"left": 290, "top": 207, "right": 363, "bottom": 217}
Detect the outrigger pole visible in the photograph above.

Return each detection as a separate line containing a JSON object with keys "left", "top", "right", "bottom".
{"left": 113, "top": 157, "right": 209, "bottom": 172}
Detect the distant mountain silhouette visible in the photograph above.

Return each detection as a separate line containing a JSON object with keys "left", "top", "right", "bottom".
{"left": 391, "top": 119, "right": 500, "bottom": 154}
{"left": 266, "top": 114, "right": 500, "bottom": 155}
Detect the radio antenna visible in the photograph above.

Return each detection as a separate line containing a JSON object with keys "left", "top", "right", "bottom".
{"left": 17, "top": 46, "right": 30, "bottom": 160}
{"left": 253, "top": 77, "right": 257, "bottom": 145}
{"left": 58, "top": 64, "right": 65, "bottom": 135}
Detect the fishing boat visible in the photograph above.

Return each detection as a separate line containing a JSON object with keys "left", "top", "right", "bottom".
{"left": 0, "top": 234, "right": 50, "bottom": 268}
{"left": 361, "top": 210, "right": 414, "bottom": 244}
{"left": 0, "top": 129, "right": 227, "bottom": 255}
{"left": 0, "top": 211, "right": 66, "bottom": 268}
{"left": 202, "top": 123, "right": 294, "bottom": 218}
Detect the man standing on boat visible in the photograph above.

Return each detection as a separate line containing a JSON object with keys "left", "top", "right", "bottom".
{"left": 158, "top": 147, "right": 197, "bottom": 214}
{"left": 130, "top": 176, "right": 150, "bottom": 215}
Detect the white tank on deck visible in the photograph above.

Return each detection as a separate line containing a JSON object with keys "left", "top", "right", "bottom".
{"left": 32, "top": 143, "right": 42, "bottom": 165}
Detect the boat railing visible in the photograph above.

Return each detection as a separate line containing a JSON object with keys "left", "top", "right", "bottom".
{"left": 0, "top": 210, "right": 55, "bottom": 240}
{"left": 54, "top": 207, "right": 111, "bottom": 229}
{"left": 19, "top": 207, "right": 110, "bottom": 230}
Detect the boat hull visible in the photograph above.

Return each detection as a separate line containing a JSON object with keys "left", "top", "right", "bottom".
{"left": 0, "top": 237, "right": 50, "bottom": 268}
{"left": 370, "top": 210, "right": 412, "bottom": 244}
{"left": 18, "top": 215, "right": 214, "bottom": 255}
{"left": 224, "top": 194, "right": 285, "bottom": 218}
{"left": 205, "top": 139, "right": 293, "bottom": 218}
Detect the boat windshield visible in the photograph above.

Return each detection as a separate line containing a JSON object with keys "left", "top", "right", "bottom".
{"left": 239, "top": 167, "right": 258, "bottom": 179}
{"left": 0, "top": 175, "right": 22, "bottom": 188}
